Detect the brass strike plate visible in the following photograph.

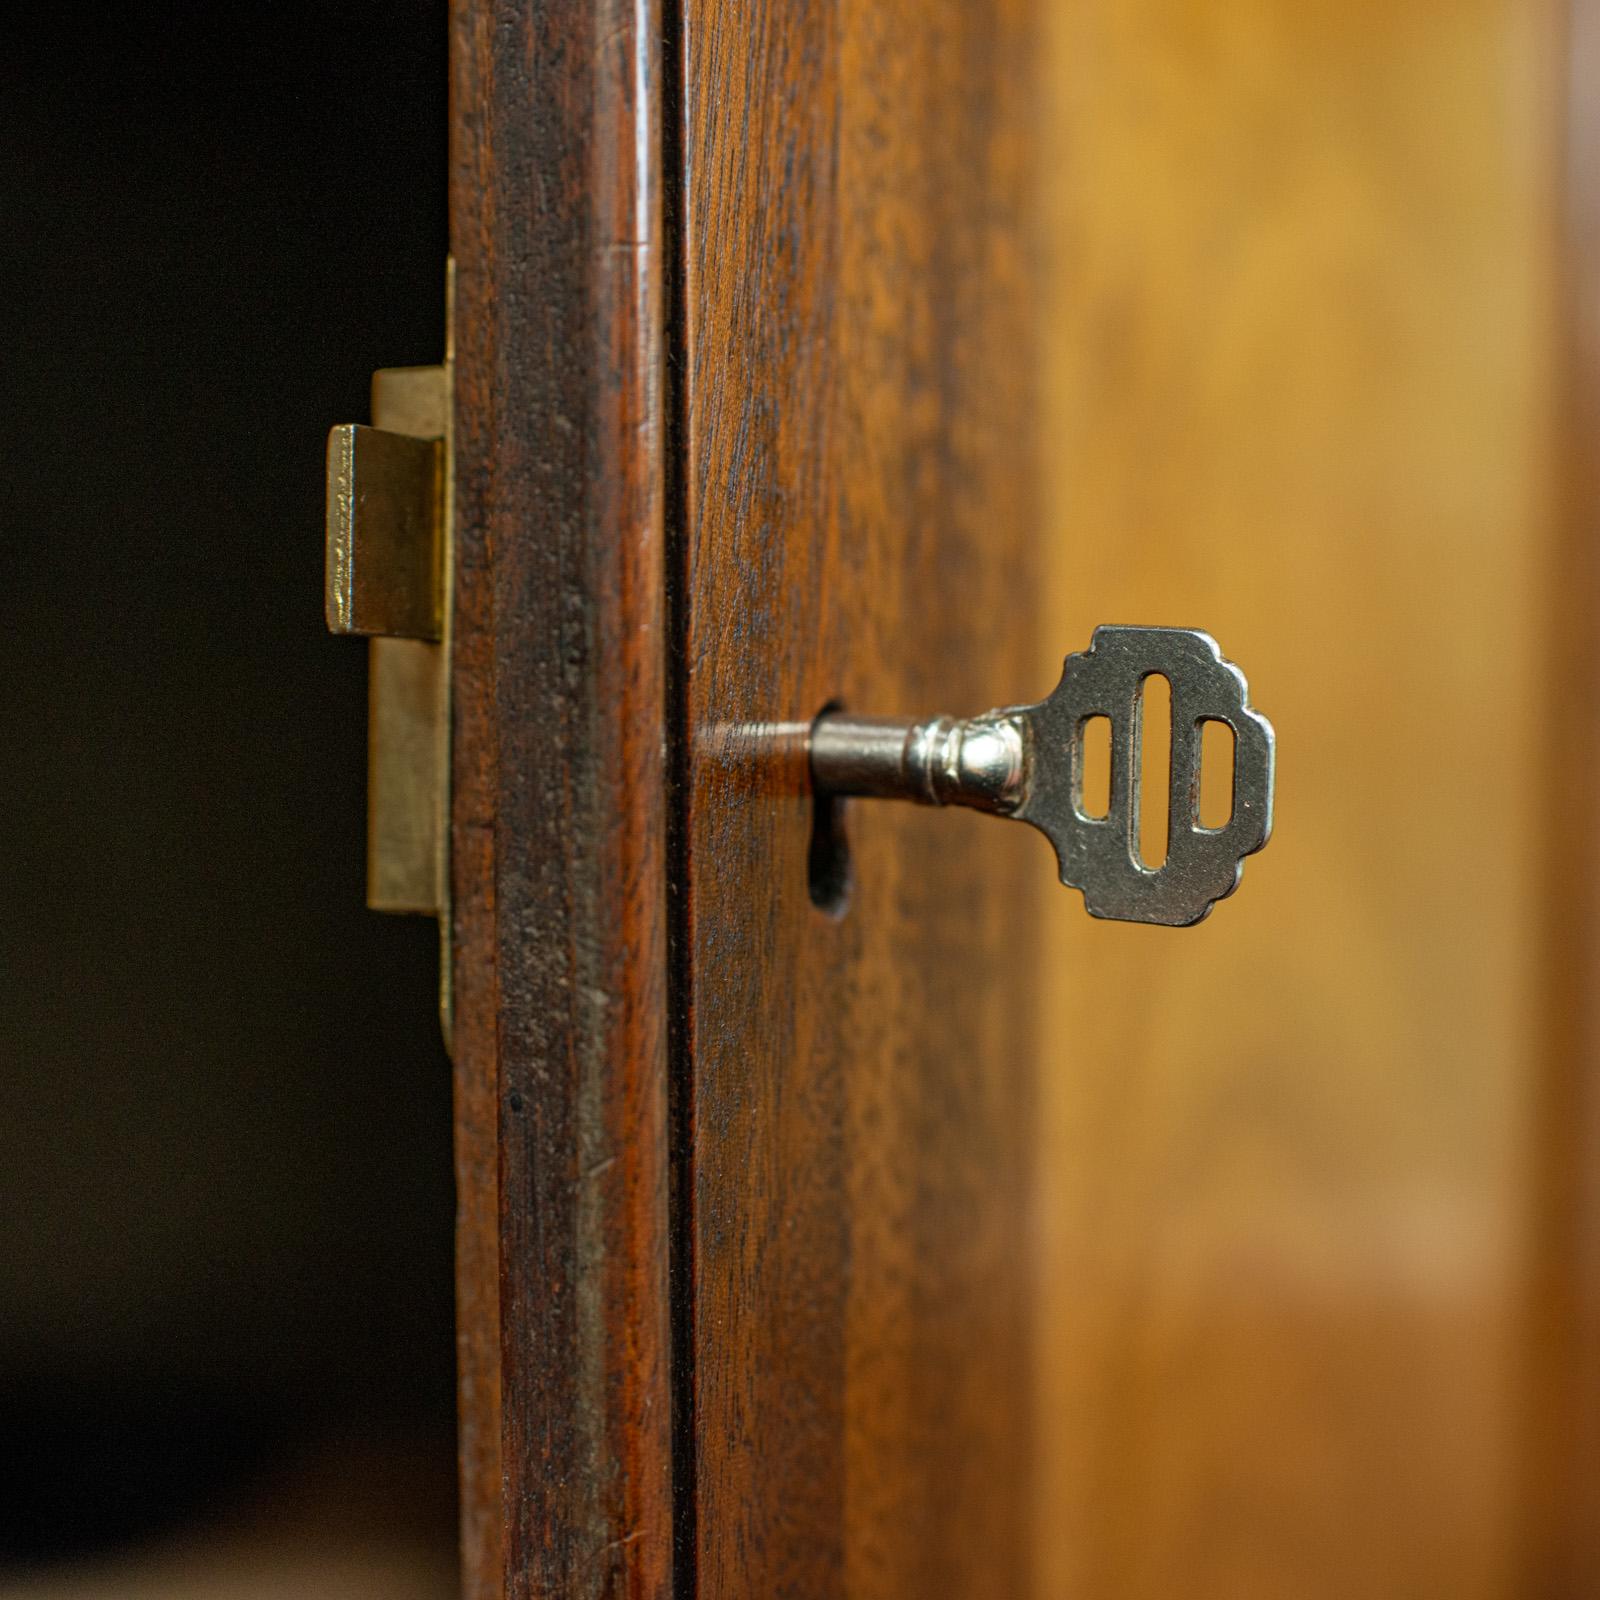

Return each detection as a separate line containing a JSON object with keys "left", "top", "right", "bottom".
{"left": 326, "top": 422, "right": 443, "bottom": 641}
{"left": 324, "top": 272, "right": 454, "bottom": 1048}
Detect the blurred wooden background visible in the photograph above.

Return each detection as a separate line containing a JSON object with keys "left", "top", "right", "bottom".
{"left": 1035, "top": 1, "right": 1600, "bottom": 1594}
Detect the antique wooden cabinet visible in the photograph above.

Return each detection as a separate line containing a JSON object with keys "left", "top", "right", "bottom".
{"left": 20, "top": 3, "right": 1600, "bottom": 1590}
{"left": 13, "top": 0, "right": 1600, "bottom": 1593}
{"left": 386, "top": 0, "right": 1600, "bottom": 1596}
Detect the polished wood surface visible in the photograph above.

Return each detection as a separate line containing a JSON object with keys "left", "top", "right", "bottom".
{"left": 1035, "top": 2, "right": 1572, "bottom": 1594}
{"left": 446, "top": 5, "right": 1600, "bottom": 1596}
{"left": 449, "top": 2, "right": 671, "bottom": 1596}
{"left": 1527, "top": 0, "right": 1600, "bottom": 1585}
{"left": 676, "top": 2, "right": 1043, "bottom": 1594}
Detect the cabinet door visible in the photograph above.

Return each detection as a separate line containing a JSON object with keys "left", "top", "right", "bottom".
{"left": 444, "top": 3, "right": 1600, "bottom": 1599}
{"left": 449, "top": 3, "right": 672, "bottom": 1595}
{"left": 676, "top": 3, "right": 1040, "bottom": 1596}
{"left": 447, "top": 1, "right": 1041, "bottom": 1596}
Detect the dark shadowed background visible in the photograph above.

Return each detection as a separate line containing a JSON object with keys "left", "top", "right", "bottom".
{"left": 0, "top": 2, "right": 456, "bottom": 1576}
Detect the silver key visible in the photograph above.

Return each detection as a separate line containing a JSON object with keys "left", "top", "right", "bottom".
{"left": 809, "top": 626, "right": 1275, "bottom": 927}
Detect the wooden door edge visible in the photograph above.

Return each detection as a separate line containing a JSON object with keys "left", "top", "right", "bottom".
{"left": 449, "top": 2, "right": 672, "bottom": 1595}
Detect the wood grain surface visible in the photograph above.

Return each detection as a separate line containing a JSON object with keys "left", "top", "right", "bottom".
{"left": 676, "top": 2, "right": 1044, "bottom": 1595}
{"left": 1034, "top": 2, "right": 1574, "bottom": 1595}
{"left": 1524, "top": 0, "right": 1600, "bottom": 1586}
{"left": 450, "top": 2, "right": 671, "bottom": 1596}
{"left": 444, "top": 6, "right": 1600, "bottom": 1596}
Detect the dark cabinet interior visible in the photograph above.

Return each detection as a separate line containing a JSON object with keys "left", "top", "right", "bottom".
{"left": 1, "top": 6, "right": 456, "bottom": 1587}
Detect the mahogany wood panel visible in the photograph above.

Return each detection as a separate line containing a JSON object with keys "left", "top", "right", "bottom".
{"left": 676, "top": 2, "right": 1043, "bottom": 1595}
{"left": 1034, "top": 2, "right": 1578, "bottom": 1595}
{"left": 1526, "top": 0, "right": 1600, "bottom": 1585}
{"left": 450, "top": 2, "right": 671, "bottom": 1596}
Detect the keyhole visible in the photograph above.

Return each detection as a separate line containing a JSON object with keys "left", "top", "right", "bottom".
{"left": 808, "top": 701, "right": 852, "bottom": 916}
{"left": 1138, "top": 673, "right": 1171, "bottom": 869}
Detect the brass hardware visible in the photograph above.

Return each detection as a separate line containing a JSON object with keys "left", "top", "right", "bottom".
{"left": 325, "top": 425, "right": 443, "bottom": 640}
{"left": 367, "top": 633, "right": 446, "bottom": 915}
{"left": 325, "top": 270, "right": 454, "bottom": 1046}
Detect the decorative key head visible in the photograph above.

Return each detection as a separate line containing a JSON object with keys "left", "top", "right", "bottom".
{"left": 1011, "top": 626, "right": 1275, "bottom": 926}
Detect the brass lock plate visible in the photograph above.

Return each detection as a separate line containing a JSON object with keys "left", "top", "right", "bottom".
{"left": 324, "top": 281, "right": 453, "bottom": 1044}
